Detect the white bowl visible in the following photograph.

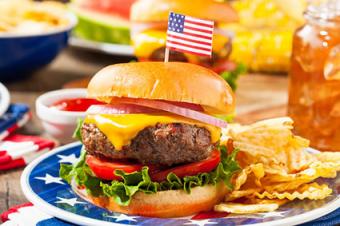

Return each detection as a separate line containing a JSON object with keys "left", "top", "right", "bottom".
{"left": 36, "top": 89, "right": 87, "bottom": 144}
{"left": 0, "top": 82, "right": 10, "bottom": 116}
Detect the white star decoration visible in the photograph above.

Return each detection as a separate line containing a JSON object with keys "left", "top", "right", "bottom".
{"left": 35, "top": 174, "right": 64, "bottom": 185}
{"left": 55, "top": 197, "right": 85, "bottom": 207}
{"left": 106, "top": 213, "right": 138, "bottom": 222}
{"left": 184, "top": 219, "right": 217, "bottom": 226}
{"left": 260, "top": 211, "right": 285, "bottom": 218}
{"left": 57, "top": 154, "right": 78, "bottom": 164}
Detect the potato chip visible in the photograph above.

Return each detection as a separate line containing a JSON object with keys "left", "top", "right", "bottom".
{"left": 316, "top": 152, "right": 340, "bottom": 168}
{"left": 247, "top": 198, "right": 288, "bottom": 206}
{"left": 222, "top": 117, "right": 314, "bottom": 175}
{"left": 220, "top": 117, "right": 340, "bottom": 214}
{"left": 234, "top": 163, "right": 265, "bottom": 190}
{"left": 261, "top": 161, "right": 338, "bottom": 192}
{"left": 226, "top": 189, "right": 260, "bottom": 201}
{"left": 234, "top": 167, "right": 248, "bottom": 190}
{"left": 255, "top": 183, "right": 332, "bottom": 200}
{"left": 215, "top": 203, "right": 279, "bottom": 214}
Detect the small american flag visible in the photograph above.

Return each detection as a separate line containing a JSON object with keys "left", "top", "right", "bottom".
{"left": 166, "top": 12, "right": 214, "bottom": 57}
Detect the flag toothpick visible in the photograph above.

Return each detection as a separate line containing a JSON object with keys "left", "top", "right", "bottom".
{"left": 165, "top": 12, "right": 214, "bottom": 62}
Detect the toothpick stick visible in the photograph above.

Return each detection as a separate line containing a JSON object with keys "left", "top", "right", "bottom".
{"left": 164, "top": 47, "right": 170, "bottom": 63}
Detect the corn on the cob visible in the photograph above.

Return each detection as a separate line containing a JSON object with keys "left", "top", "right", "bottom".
{"left": 223, "top": 0, "right": 305, "bottom": 73}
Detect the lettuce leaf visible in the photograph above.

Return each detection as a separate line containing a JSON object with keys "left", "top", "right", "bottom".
{"left": 101, "top": 167, "right": 159, "bottom": 205}
{"left": 220, "top": 63, "right": 247, "bottom": 91}
{"left": 60, "top": 147, "right": 240, "bottom": 206}
{"left": 73, "top": 118, "right": 83, "bottom": 142}
{"left": 60, "top": 149, "right": 102, "bottom": 196}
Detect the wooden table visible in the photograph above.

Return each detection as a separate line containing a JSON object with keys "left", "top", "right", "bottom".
{"left": 0, "top": 47, "right": 288, "bottom": 214}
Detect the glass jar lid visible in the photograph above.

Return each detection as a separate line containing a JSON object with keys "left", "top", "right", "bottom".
{"left": 306, "top": 0, "right": 340, "bottom": 21}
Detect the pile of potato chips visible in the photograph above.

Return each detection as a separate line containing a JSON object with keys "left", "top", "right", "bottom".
{"left": 215, "top": 117, "right": 340, "bottom": 214}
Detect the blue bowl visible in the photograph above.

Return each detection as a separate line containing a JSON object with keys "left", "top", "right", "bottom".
{"left": 0, "top": 14, "right": 77, "bottom": 81}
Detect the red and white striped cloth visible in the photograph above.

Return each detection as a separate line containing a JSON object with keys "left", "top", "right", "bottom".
{"left": 166, "top": 12, "right": 214, "bottom": 57}
{"left": 0, "top": 112, "right": 31, "bottom": 141}
{"left": 1, "top": 203, "right": 65, "bottom": 226}
{"left": 0, "top": 134, "right": 56, "bottom": 170}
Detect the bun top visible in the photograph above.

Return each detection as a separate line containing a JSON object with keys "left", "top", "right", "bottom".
{"left": 87, "top": 62, "right": 234, "bottom": 114}
{"left": 130, "top": 0, "right": 238, "bottom": 23}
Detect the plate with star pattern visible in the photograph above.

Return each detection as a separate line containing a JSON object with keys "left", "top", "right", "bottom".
{"left": 21, "top": 142, "right": 340, "bottom": 226}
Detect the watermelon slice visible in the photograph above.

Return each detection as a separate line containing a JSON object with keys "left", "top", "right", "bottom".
{"left": 78, "top": 0, "right": 136, "bottom": 19}
{"left": 70, "top": 0, "right": 135, "bottom": 44}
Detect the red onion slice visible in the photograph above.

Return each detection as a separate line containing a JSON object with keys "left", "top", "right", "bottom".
{"left": 87, "top": 103, "right": 158, "bottom": 115}
{"left": 109, "top": 98, "right": 228, "bottom": 128}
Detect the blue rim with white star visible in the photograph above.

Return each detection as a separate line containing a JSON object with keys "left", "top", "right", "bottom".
{"left": 21, "top": 142, "right": 340, "bottom": 226}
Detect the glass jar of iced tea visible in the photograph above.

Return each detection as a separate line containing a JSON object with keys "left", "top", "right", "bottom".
{"left": 288, "top": 0, "right": 340, "bottom": 151}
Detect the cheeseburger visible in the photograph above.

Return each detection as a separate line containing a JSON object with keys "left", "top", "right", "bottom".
{"left": 130, "top": 0, "right": 238, "bottom": 73}
{"left": 60, "top": 62, "right": 239, "bottom": 218}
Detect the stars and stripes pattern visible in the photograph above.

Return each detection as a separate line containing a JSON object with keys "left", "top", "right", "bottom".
{"left": 0, "top": 134, "right": 56, "bottom": 170}
{"left": 0, "top": 104, "right": 31, "bottom": 140}
{"left": 166, "top": 12, "right": 214, "bottom": 57}
{"left": 0, "top": 103, "right": 57, "bottom": 170}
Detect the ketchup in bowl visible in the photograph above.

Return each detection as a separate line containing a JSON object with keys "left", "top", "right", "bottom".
{"left": 50, "top": 98, "right": 102, "bottom": 112}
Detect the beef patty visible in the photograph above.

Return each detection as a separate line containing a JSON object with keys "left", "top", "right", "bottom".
{"left": 81, "top": 123, "right": 215, "bottom": 166}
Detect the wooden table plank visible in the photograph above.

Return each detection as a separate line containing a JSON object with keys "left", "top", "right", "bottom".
{"left": 0, "top": 49, "right": 289, "bottom": 214}
{"left": 0, "top": 174, "right": 9, "bottom": 212}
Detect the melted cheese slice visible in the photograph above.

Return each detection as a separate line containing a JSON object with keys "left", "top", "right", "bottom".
{"left": 84, "top": 114, "right": 221, "bottom": 150}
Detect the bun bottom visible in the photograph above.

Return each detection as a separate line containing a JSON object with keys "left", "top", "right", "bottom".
{"left": 72, "top": 182, "right": 227, "bottom": 218}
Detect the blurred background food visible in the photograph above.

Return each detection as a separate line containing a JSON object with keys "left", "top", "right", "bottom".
{"left": 222, "top": 0, "right": 306, "bottom": 73}
{"left": 130, "top": 0, "right": 245, "bottom": 90}
{"left": 0, "top": 0, "right": 309, "bottom": 82}
{"left": 69, "top": 0, "right": 135, "bottom": 45}
{"left": 130, "top": 1, "right": 236, "bottom": 65}
{"left": 0, "top": 0, "right": 76, "bottom": 80}
{"left": 0, "top": 0, "right": 72, "bottom": 35}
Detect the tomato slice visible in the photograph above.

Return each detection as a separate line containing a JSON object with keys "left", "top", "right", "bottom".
{"left": 149, "top": 150, "right": 221, "bottom": 182}
{"left": 86, "top": 150, "right": 220, "bottom": 182}
{"left": 86, "top": 155, "right": 143, "bottom": 181}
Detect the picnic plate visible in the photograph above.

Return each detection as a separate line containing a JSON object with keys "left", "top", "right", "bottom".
{"left": 69, "top": 37, "right": 134, "bottom": 57}
{"left": 21, "top": 142, "right": 340, "bottom": 226}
